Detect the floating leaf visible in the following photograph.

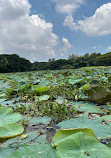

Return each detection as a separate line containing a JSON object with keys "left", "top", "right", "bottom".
{"left": 57, "top": 116, "right": 111, "bottom": 139}
{"left": 56, "top": 132, "right": 111, "bottom": 158}
{"left": 52, "top": 128, "right": 97, "bottom": 147}
{"left": 29, "top": 116, "right": 51, "bottom": 126}
{"left": 19, "top": 134, "right": 28, "bottom": 140}
{"left": 101, "top": 115, "right": 111, "bottom": 121}
{"left": 17, "top": 81, "right": 25, "bottom": 87}
{"left": 79, "top": 83, "right": 90, "bottom": 92}
{"left": 108, "top": 76, "right": 111, "bottom": 82}
{"left": 71, "top": 101, "right": 104, "bottom": 113}
{"left": 0, "top": 147, "right": 14, "bottom": 158}
{"left": 34, "top": 134, "right": 46, "bottom": 144}
{"left": 1, "top": 131, "right": 47, "bottom": 148}
{"left": 35, "top": 86, "right": 50, "bottom": 93}
{"left": 107, "top": 142, "right": 111, "bottom": 150}
{"left": 39, "top": 95, "right": 50, "bottom": 101}
{"left": 6, "top": 143, "right": 56, "bottom": 158}
{"left": 0, "top": 107, "right": 22, "bottom": 126}
{"left": 31, "top": 85, "right": 50, "bottom": 93}
{"left": 0, "top": 123, "right": 24, "bottom": 139}
{"left": 85, "top": 86, "right": 111, "bottom": 104}
{"left": 68, "top": 78, "right": 85, "bottom": 85}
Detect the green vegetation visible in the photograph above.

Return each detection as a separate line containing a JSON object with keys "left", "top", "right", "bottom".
{"left": 0, "top": 52, "right": 111, "bottom": 73}
{"left": 52, "top": 129, "right": 111, "bottom": 158}
{"left": 0, "top": 67, "right": 111, "bottom": 157}
{"left": 0, "top": 54, "right": 32, "bottom": 73}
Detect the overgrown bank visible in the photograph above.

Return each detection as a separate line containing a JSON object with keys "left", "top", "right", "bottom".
{"left": 0, "top": 52, "right": 111, "bottom": 73}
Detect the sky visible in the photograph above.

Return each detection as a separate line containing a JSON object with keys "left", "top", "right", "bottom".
{"left": 0, "top": 0, "right": 111, "bottom": 62}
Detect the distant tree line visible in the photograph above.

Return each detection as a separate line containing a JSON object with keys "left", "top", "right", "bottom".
{"left": 32, "top": 52, "right": 111, "bottom": 71}
{"left": 0, "top": 52, "right": 111, "bottom": 73}
{"left": 0, "top": 54, "right": 32, "bottom": 73}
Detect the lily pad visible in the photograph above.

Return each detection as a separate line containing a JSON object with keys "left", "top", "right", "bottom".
{"left": 1, "top": 132, "right": 39, "bottom": 148}
{"left": 108, "top": 76, "right": 111, "bottom": 82}
{"left": 0, "top": 123, "right": 24, "bottom": 139}
{"left": 0, "top": 147, "right": 14, "bottom": 158}
{"left": 56, "top": 132, "right": 111, "bottom": 158}
{"left": 85, "top": 86, "right": 111, "bottom": 104}
{"left": 29, "top": 116, "right": 51, "bottom": 126}
{"left": 52, "top": 128, "right": 97, "bottom": 147}
{"left": 0, "top": 107, "right": 22, "bottom": 126}
{"left": 101, "top": 115, "right": 111, "bottom": 121}
{"left": 6, "top": 143, "right": 56, "bottom": 158}
{"left": 71, "top": 101, "right": 104, "bottom": 113}
{"left": 31, "top": 85, "right": 50, "bottom": 93}
{"left": 79, "top": 83, "right": 90, "bottom": 92}
{"left": 39, "top": 95, "right": 50, "bottom": 101}
{"left": 57, "top": 116, "right": 111, "bottom": 139}
{"left": 68, "top": 78, "right": 85, "bottom": 85}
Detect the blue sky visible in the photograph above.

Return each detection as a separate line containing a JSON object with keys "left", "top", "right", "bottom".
{"left": 0, "top": 0, "right": 111, "bottom": 62}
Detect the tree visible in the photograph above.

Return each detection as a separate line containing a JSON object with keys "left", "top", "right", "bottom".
{"left": 95, "top": 52, "right": 111, "bottom": 66}
{"left": 0, "top": 54, "right": 32, "bottom": 73}
{"left": 68, "top": 53, "right": 79, "bottom": 60}
{"left": 0, "top": 57, "right": 9, "bottom": 68}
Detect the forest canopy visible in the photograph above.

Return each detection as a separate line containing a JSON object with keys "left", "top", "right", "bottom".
{"left": 0, "top": 52, "right": 111, "bottom": 73}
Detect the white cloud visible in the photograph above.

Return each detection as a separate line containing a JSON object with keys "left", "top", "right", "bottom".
{"left": 0, "top": 0, "right": 31, "bottom": 21}
{"left": 63, "top": 15, "right": 80, "bottom": 30}
{"left": 92, "top": 46, "right": 97, "bottom": 49}
{"left": 92, "top": 46, "right": 102, "bottom": 50}
{"left": 62, "top": 38, "right": 72, "bottom": 50}
{"left": 0, "top": 0, "right": 58, "bottom": 61}
{"left": 52, "top": 0, "right": 84, "bottom": 14}
{"left": 107, "top": 46, "right": 111, "bottom": 51}
{"left": 64, "top": 3, "right": 111, "bottom": 36}
{"left": 60, "top": 37, "right": 72, "bottom": 56}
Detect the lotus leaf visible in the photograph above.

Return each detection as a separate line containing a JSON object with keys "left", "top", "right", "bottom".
{"left": 108, "top": 76, "right": 111, "bottom": 82}
{"left": 0, "top": 147, "right": 14, "bottom": 158}
{"left": 78, "top": 92, "right": 89, "bottom": 100}
{"left": 85, "top": 86, "right": 111, "bottom": 104}
{"left": 6, "top": 143, "right": 56, "bottom": 158}
{"left": 1, "top": 132, "right": 40, "bottom": 148}
{"left": 0, "top": 123, "right": 24, "bottom": 138}
{"left": 0, "top": 100, "right": 15, "bottom": 107}
{"left": 79, "top": 83, "right": 90, "bottom": 92}
{"left": 29, "top": 116, "right": 51, "bottom": 126}
{"left": 107, "top": 142, "right": 111, "bottom": 150}
{"left": 68, "top": 78, "right": 85, "bottom": 85}
{"left": 71, "top": 101, "right": 104, "bottom": 113}
{"left": 34, "top": 134, "right": 46, "bottom": 144}
{"left": 17, "top": 81, "right": 25, "bottom": 87}
{"left": 55, "top": 132, "right": 111, "bottom": 158}
{"left": 31, "top": 85, "right": 50, "bottom": 93}
{"left": 57, "top": 116, "right": 111, "bottom": 139}
{"left": 39, "top": 95, "right": 50, "bottom": 101}
{"left": 101, "top": 115, "right": 111, "bottom": 121}
{"left": 52, "top": 128, "right": 97, "bottom": 147}
{"left": 0, "top": 107, "right": 22, "bottom": 126}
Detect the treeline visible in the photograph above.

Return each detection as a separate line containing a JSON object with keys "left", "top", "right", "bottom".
{"left": 0, "top": 52, "right": 111, "bottom": 73}
{"left": 32, "top": 52, "right": 111, "bottom": 70}
{"left": 0, "top": 54, "right": 32, "bottom": 73}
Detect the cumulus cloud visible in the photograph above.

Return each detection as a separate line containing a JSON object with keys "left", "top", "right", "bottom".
{"left": 0, "top": 0, "right": 31, "bottom": 21}
{"left": 60, "top": 37, "right": 72, "bottom": 56}
{"left": 92, "top": 46, "right": 97, "bottom": 49}
{"left": 52, "top": 0, "right": 84, "bottom": 14}
{"left": 107, "top": 46, "right": 111, "bottom": 51}
{"left": 63, "top": 15, "right": 80, "bottom": 30}
{"left": 0, "top": 0, "right": 58, "bottom": 61}
{"left": 64, "top": 3, "right": 111, "bottom": 36}
{"left": 92, "top": 46, "right": 102, "bottom": 50}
